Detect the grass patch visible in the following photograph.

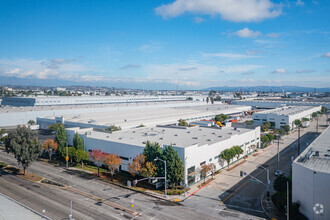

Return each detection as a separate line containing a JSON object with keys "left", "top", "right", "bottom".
{"left": 0, "top": 161, "right": 7, "bottom": 168}
{"left": 41, "top": 179, "right": 64, "bottom": 187}
{"left": 3, "top": 166, "right": 43, "bottom": 182}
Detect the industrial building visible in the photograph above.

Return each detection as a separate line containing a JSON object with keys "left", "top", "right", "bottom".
{"left": 37, "top": 104, "right": 251, "bottom": 130}
{"left": 232, "top": 100, "right": 330, "bottom": 109}
{"left": 292, "top": 126, "right": 330, "bottom": 220}
{"left": 1, "top": 96, "right": 189, "bottom": 107}
{"left": 66, "top": 125, "right": 260, "bottom": 186}
{"left": 252, "top": 105, "right": 321, "bottom": 129}
{"left": 0, "top": 100, "right": 210, "bottom": 127}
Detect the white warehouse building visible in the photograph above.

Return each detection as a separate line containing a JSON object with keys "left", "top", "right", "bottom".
{"left": 292, "top": 126, "right": 330, "bottom": 220}
{"left": 252, "top": 105, "right": 321, "bottom": 129}
{"left": 66, "top": 125, "right": 260, "bottom": 186}
{"left": 1, "top": 96, "right": 189, "bottom": 107}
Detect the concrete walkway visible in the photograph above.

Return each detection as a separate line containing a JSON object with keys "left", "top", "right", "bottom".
{"left": 0, "top": 192, "right": 49, "bottom": 220}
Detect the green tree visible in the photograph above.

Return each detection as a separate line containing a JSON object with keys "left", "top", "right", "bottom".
{"left": 321, "top": 106, "right": 328, "bottom": 114}
{"left": 261, "top": 121, "right": 271, "bottom": 131}
{"left": 279, "top": 128, "right": 286, "bottom": 136}
{"left": 61, "top": 147, "right": 76, "bottom": 163}
{"left": 27, "top": 120, "right": 35, "bottom": 125}
{"left": 312, "top": 112, "right": 318, "bottom": 118}
{"left": 143, "top": 141, "right": 162, "bottom": 162}
{"left": 74, "top": 149, "right": 89, "bottom": 167}
{"left": 220, "top": 148, "right": 236, "bottom": 169}
{"left": 73, "top": 132, "right": 84, "bottom": 150}
{"left": 48, "top": 123, "right": 61, "bottom": 131}
{"left": 245, "top": 120, "right": 254, "bottom": 125}
{"left": 178, "top": 119, "right": 188, "bottom": 127}
{"left": 273, "top": 175, "right": 289, "bottom": 193}
{"left": 294, "top": 119, "right": 301, "bottom": 128}
{"left": 5, "top": 126, "right": 42, "bottom": 174}
{"left": 55, "top": 124, "right": 67, "bottom": 152}
{"left": 261, "top": 135, "right": 269, "bottom": 143}
{"left": 215, "top": 114, "right": 227, "bottom": 122}
{"left": 161, "top": 145, "right": 184, "bottom": 188}
{"left": 232, "top": 145, "right": 243, "bottom": 161}
{"left": 266, "top": 133, "right": 274, "bottom": 142}
{"left": 282, "top": 125, "right": 291, "bottom": 133}
{"left": 301, "top": 118, "right": 309, "bottom": 122}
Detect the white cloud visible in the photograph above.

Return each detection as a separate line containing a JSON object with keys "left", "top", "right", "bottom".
{"left": 245, "top": 50, "right": 262, "bottom": 55}
{"left": 267, "top": 33, "right": 279, "bottom": 38}
{"left": 296, "top": 69, "right": 315, "bottom": 73}
{"left": 312, "top": 1, "right": 319, "bottom": 5}
{"left": 271, "top": 68, "right": 288, "bottom": 74}
{"left": 194, "top": 17, "right": 204, "bottom": 23}
{"left": 235, "top": 28, "right": 261, "bottom": 38}
{"left": 202, "top": 52, "right": 254, "bottom": 59}
{"left": 322, "top": 52, "right": 330, "bottom": 58}
{"left": 139, "top": 43, "right": 162, "bottom": 53}
{"left": 296, "top": 0, "right": 304, "bottom": 6}
{"left": 155, "top": 0, "right": 282, "bottom": 22}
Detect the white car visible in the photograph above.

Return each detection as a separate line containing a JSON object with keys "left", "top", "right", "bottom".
{"left": 274, "top": 170, "right": 283, "bottom": 176}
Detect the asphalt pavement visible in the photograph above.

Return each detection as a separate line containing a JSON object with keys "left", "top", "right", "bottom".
{"left": 182, "top": 115, "right": 328, "bottom": 220}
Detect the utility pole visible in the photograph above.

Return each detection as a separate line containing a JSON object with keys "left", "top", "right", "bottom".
{"left": 297, "top": 125, "right": 300, "bottom": 155}
{"left": 66, "top": 143, "right": 68, "bottom": 168}
{"left": 287, "top": 181, "right": 289, "bottom": 220}
{"left": 69, "top": 200, "right": 73, "bottom": 220}
{"left": 277, "top": 136, "right": 280, "bottom": 171}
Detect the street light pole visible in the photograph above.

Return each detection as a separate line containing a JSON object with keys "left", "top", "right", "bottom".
{"left": 297, "top": 125, "right": 300, "bottom": 155}
{"left": 287, "top": 181, "right": 289, "bottom": 220}
{"left": 66, "top": 143, "right": 68, "bottom": 168}
{"left": 184, "top": 157, "right": 187, "bottom": 197}
{"left": 277, "top": 135, "right": 280, "bottom": 171}
{"left": 248, "top": 161, "right": 270, "bottom": 210}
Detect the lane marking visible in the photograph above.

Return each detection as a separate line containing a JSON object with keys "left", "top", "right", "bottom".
{"left": 219, "top": 180, "right": 250, "bottom": 204}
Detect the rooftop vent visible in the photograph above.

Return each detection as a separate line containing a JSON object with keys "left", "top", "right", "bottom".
{"left": 207, "top": 139, "right": 212, "bottom": 141}
{"left": 174, "top": 134, "right": 178, "bottom": 136}
{"left": 193, "top": 137, "right": 198, "bottom": 139}
{"left": 218, "top": 135, "right": 222, "bottom": 138}
{"left": 160, "top": 137, "right": 163, "bottom": 140}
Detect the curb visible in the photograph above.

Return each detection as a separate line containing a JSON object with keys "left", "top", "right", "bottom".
{"left": 260, "top": 190, "right": 271, "bottom": 220}
{"left": 0, "top": 191, "right": 52, "bottom": 220}
{"left": 97, "top": 177, "right": 183, "bottom": 206}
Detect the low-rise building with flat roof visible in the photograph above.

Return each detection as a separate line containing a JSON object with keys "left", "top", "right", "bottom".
{"left": 252, "top": 105, "right": 321, "bottom": 129}
{"left": 66, "top": 125, "right": 260, "bottom": 186}
{"left": 292, "top": 126, "right": 330, "bottom": 220}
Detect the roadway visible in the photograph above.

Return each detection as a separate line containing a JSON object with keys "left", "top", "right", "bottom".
{"left": 0, "top": 150, "right": 215, "bottom": 220}
{"left": 182, "top": 115, "right": 328, "bottom": 219}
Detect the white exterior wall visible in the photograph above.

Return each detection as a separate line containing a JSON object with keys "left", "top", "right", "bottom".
{"left": 183, "top": 127, "right": 260, "bottom": 186}
{"left": 253, "top": 106, "right": 321, "bottom": 129}
{"left": 293, "top": 162, "right": 330, "bottom": 220}
{"left": 65, "top": 126, "right": 260, "bottom": 185}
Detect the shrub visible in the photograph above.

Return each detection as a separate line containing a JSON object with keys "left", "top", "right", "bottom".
{"left": 0, "top": 162, "right": 7, "bottom": 168}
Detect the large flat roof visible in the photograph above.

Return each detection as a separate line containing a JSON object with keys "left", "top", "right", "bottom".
{"left": 74, "top": 126, "right": 255, "bottom": 148}
{"left": 295, "top": 126, "right": 330, "bottom": 173}
{"left": 42, "top": 104, "right": 250, "bottom": 129}
{"left": 254, "top": 105, "right": 319, "bottom": 116}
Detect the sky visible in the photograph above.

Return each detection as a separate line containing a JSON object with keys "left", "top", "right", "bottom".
{"left": 0, "top": 0, "right": 329, "bottom": 90}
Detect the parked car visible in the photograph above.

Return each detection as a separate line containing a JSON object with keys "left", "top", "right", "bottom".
{"left": 274, "top": 170, "right": 283, "bottom": 176}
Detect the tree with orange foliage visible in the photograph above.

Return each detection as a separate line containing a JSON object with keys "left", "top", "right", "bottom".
{"left": 43, "top": 139, "right": 58, "bottom": 160}
{"left": 128, "top": 154, "right": 145, "bottom": 177}
{"left": 201, "top": 164, "right": 212, "bottom": 183}
{"left": 104, "top": 154, "right": 121, "bottom": 181}
{"left": 141, "top": 161, "right": 157, "bottom": 178}
{"left": 89, "top": 149, "right": 106, "bottom": 176}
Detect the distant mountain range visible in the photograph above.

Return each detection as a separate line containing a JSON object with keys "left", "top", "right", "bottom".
{"left": 203, "top": 86, "right": 330, "bottom": 93}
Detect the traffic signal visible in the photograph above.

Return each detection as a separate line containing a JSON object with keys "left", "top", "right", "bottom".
{"left": 267, "top": 191, "right": 270, "bottom": 198}
{"left": 240, "top": 171, "right": 243, "bottom": 177}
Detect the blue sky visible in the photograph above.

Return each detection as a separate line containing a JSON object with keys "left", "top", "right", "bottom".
{"left": 0, "top": 0, "right": 329, "bottom": 89}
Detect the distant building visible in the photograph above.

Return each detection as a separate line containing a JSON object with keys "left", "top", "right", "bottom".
{"left": 1, "top": 96, "right": 189, "bottom": 107}
{"left": 252, "top": 105, "right": 321, "bottom": 129}
{"left": 292, "top": 126, "right": 330, "bottom": 220}
{"left": 66, "top": 125, "right": 260, "bottom": 186}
